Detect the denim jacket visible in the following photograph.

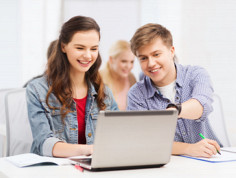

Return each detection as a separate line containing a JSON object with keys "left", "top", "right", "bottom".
{"left": 26, "top": 76, "right": 118, "bottom": 156}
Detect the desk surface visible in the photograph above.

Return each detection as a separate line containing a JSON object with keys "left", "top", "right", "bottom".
{"left": 0, "top": 155, "right": 236, "bottom": 178}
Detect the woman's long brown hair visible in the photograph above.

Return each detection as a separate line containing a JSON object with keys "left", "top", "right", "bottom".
{"left": 45, "top": 16, "right": 106, "bottom": 120}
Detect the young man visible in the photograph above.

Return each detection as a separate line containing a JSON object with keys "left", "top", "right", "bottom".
{"left": 127, "top": 23, "right": 221, "bottom": 158}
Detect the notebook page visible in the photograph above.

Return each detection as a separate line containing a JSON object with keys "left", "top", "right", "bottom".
{"left": 6, "top": 153, "right": 72, "bottom": 167}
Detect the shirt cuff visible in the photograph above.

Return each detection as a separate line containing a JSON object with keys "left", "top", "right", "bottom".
{"left": 192, "top": 95, "right": 213, "bottom": 122}
{"left": 42, "top": 137, "right": 63, "bottom": 157}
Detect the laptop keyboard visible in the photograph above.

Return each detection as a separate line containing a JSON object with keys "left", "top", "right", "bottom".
{"left": 71, "top": 158, "right": 92, "bottom": 166}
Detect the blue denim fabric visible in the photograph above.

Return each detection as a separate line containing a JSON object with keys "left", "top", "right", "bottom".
{"left": 127, "top": 63, "right": 222, "bottom": 146}
{"left": 26, "top": 76, "right": 118, "bottom": 156}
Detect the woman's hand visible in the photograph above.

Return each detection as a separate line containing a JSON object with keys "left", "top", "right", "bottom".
{"left": 83, "top": 144, "right": 93, "bottom": 156}
{"left": 52, "top": 142, "right": 94, "bottom": 157}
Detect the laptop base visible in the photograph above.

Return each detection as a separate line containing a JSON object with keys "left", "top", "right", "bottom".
{"left": 86, "top": 164, "right": 166, "bottom": 172}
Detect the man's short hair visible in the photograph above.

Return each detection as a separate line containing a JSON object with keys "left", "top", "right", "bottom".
{"left": 130, "top": 23, "right": 173, "bottom": 56}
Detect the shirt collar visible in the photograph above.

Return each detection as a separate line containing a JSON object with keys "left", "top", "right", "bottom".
{"left": 88, "top": 82, "right": 98, "bottom": 96}
{"left": 175, "top": 62, "right": 183, "bottom": 88}
{"left": 145, "top": 76, "right": 161, "bottom": 98}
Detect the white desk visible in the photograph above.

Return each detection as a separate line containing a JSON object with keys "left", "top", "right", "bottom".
{"left": 0, "top": 156, "right": 236, "bottom": 178}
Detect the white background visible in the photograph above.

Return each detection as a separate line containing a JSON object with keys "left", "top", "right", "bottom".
{"left": 1, "top": 0, "right": 236, "bottom": 145}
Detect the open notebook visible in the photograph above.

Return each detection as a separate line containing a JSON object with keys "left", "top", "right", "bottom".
{"left": 6, "top": 153, "right": 74, "bottom": 167}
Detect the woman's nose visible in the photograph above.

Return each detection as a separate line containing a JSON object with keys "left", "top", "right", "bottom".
{"left": 83, "top": 50, "right": 91, "bottom": 59}
{"left": 128, "top": 62, "right": 134, "bottom": 69}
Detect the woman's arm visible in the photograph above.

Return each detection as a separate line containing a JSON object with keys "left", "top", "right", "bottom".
{"left": 52, "top": 142, "right": 93, "bottom": 157}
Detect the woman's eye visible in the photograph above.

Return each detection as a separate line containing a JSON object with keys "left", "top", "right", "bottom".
{"left": 154, "top": 53, "right": 159, "bottom": 57}
{"left": 77, "top": 48, "right": 83, "bottom": 50}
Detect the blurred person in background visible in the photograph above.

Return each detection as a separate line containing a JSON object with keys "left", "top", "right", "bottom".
{"left": 100, "top": 40, "right": 136, "bottom": 110}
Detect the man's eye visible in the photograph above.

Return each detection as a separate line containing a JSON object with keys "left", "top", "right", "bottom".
{"left": 77, "top": 48, "right": 83, "bottom": 50}
{"left": 140, "top": 57, "right": 147, "bottom": 61}
{"left": 154, "top": 53, "right": 159, "bottom": 57}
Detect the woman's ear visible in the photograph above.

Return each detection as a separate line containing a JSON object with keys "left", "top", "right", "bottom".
{"left": 109, "top": 56, "right": 113, "bottom": 64}
{"left": 61, "top": 43, "right": 66, "bottom": 53}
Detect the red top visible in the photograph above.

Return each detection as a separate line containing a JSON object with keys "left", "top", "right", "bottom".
{"left": 73, "top": 96, "right": 87, "bottom": 144}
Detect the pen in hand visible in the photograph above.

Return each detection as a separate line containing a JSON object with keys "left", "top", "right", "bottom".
{"left": 199, "top": 133, "right": 221, "bottom": 155}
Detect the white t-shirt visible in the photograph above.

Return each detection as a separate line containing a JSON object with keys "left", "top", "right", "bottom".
{"left": 156, "top": 80, "right": 176, "bottom": 103}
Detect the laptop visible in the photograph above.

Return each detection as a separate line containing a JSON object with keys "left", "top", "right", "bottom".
{"left": 71, "top": 110, "right": 178, "bottom": 171}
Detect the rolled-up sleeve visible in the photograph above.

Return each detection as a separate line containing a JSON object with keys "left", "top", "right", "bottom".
{"left": 26, "top": 83, "right": 62, "bottom": 156}
{"left": 42, "top": 137, "right": 62, "bottom": 156}
{"left": 190, "top": 67, "right": 214, "bottom": 121}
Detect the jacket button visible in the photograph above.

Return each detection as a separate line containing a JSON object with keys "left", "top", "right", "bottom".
{"left": 88, "top": 133, "right": 92, "bottom": 137}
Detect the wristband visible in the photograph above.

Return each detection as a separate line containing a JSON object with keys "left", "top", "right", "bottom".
{"left": 166, "top": 103, "right": 182, "bottom": 115}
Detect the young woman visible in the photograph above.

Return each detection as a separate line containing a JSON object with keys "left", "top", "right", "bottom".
{"left": 26, "top": 16, "right": 118, "bottom": 157}
{"left": 127, "top": 23, "right": 221, "bottom": 158}
{"left": 100, "top": 40, "right": 136, "bottom": 110}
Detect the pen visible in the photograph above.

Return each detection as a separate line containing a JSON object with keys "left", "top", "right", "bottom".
{"left": 74, "top": 164, "right": 84, "bottom": 172}
{"left": 199, "top": 133, "right": 221, "bottom": 155}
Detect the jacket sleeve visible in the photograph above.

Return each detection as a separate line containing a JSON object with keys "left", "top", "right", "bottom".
{"left": 26, "top": 82, "right": 62, "bottom": 156}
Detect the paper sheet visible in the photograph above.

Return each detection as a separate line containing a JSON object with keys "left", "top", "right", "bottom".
{"left": 181, "top": 150, "right": 236, "bottom": 163}
{"left": 221, "top": 147, "right": 236, "bottom": 153}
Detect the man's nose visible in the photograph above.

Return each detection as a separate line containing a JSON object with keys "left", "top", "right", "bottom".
{"left": 148, "top": 57, "right": 155, "bottom": 68}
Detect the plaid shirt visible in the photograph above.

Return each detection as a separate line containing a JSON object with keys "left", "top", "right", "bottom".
{"left": 127, "top": 63, "right": 222, "bottom": 146}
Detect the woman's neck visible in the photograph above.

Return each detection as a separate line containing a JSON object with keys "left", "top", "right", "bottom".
{"left": 70, "top": 70, "right": 88, "bottom": 99}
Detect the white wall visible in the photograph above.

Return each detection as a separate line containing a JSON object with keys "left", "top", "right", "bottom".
{"left": 20, "top": 0, "right": 62, "bottom": 85}
{"left": 0, "top": 0, "right": 62, "bottom": 88}
{"left": 180, "top": 0, "right": 236, "bottom": 145}
{"left": 0, "top": 0, "right": 20, "bottom": 88}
